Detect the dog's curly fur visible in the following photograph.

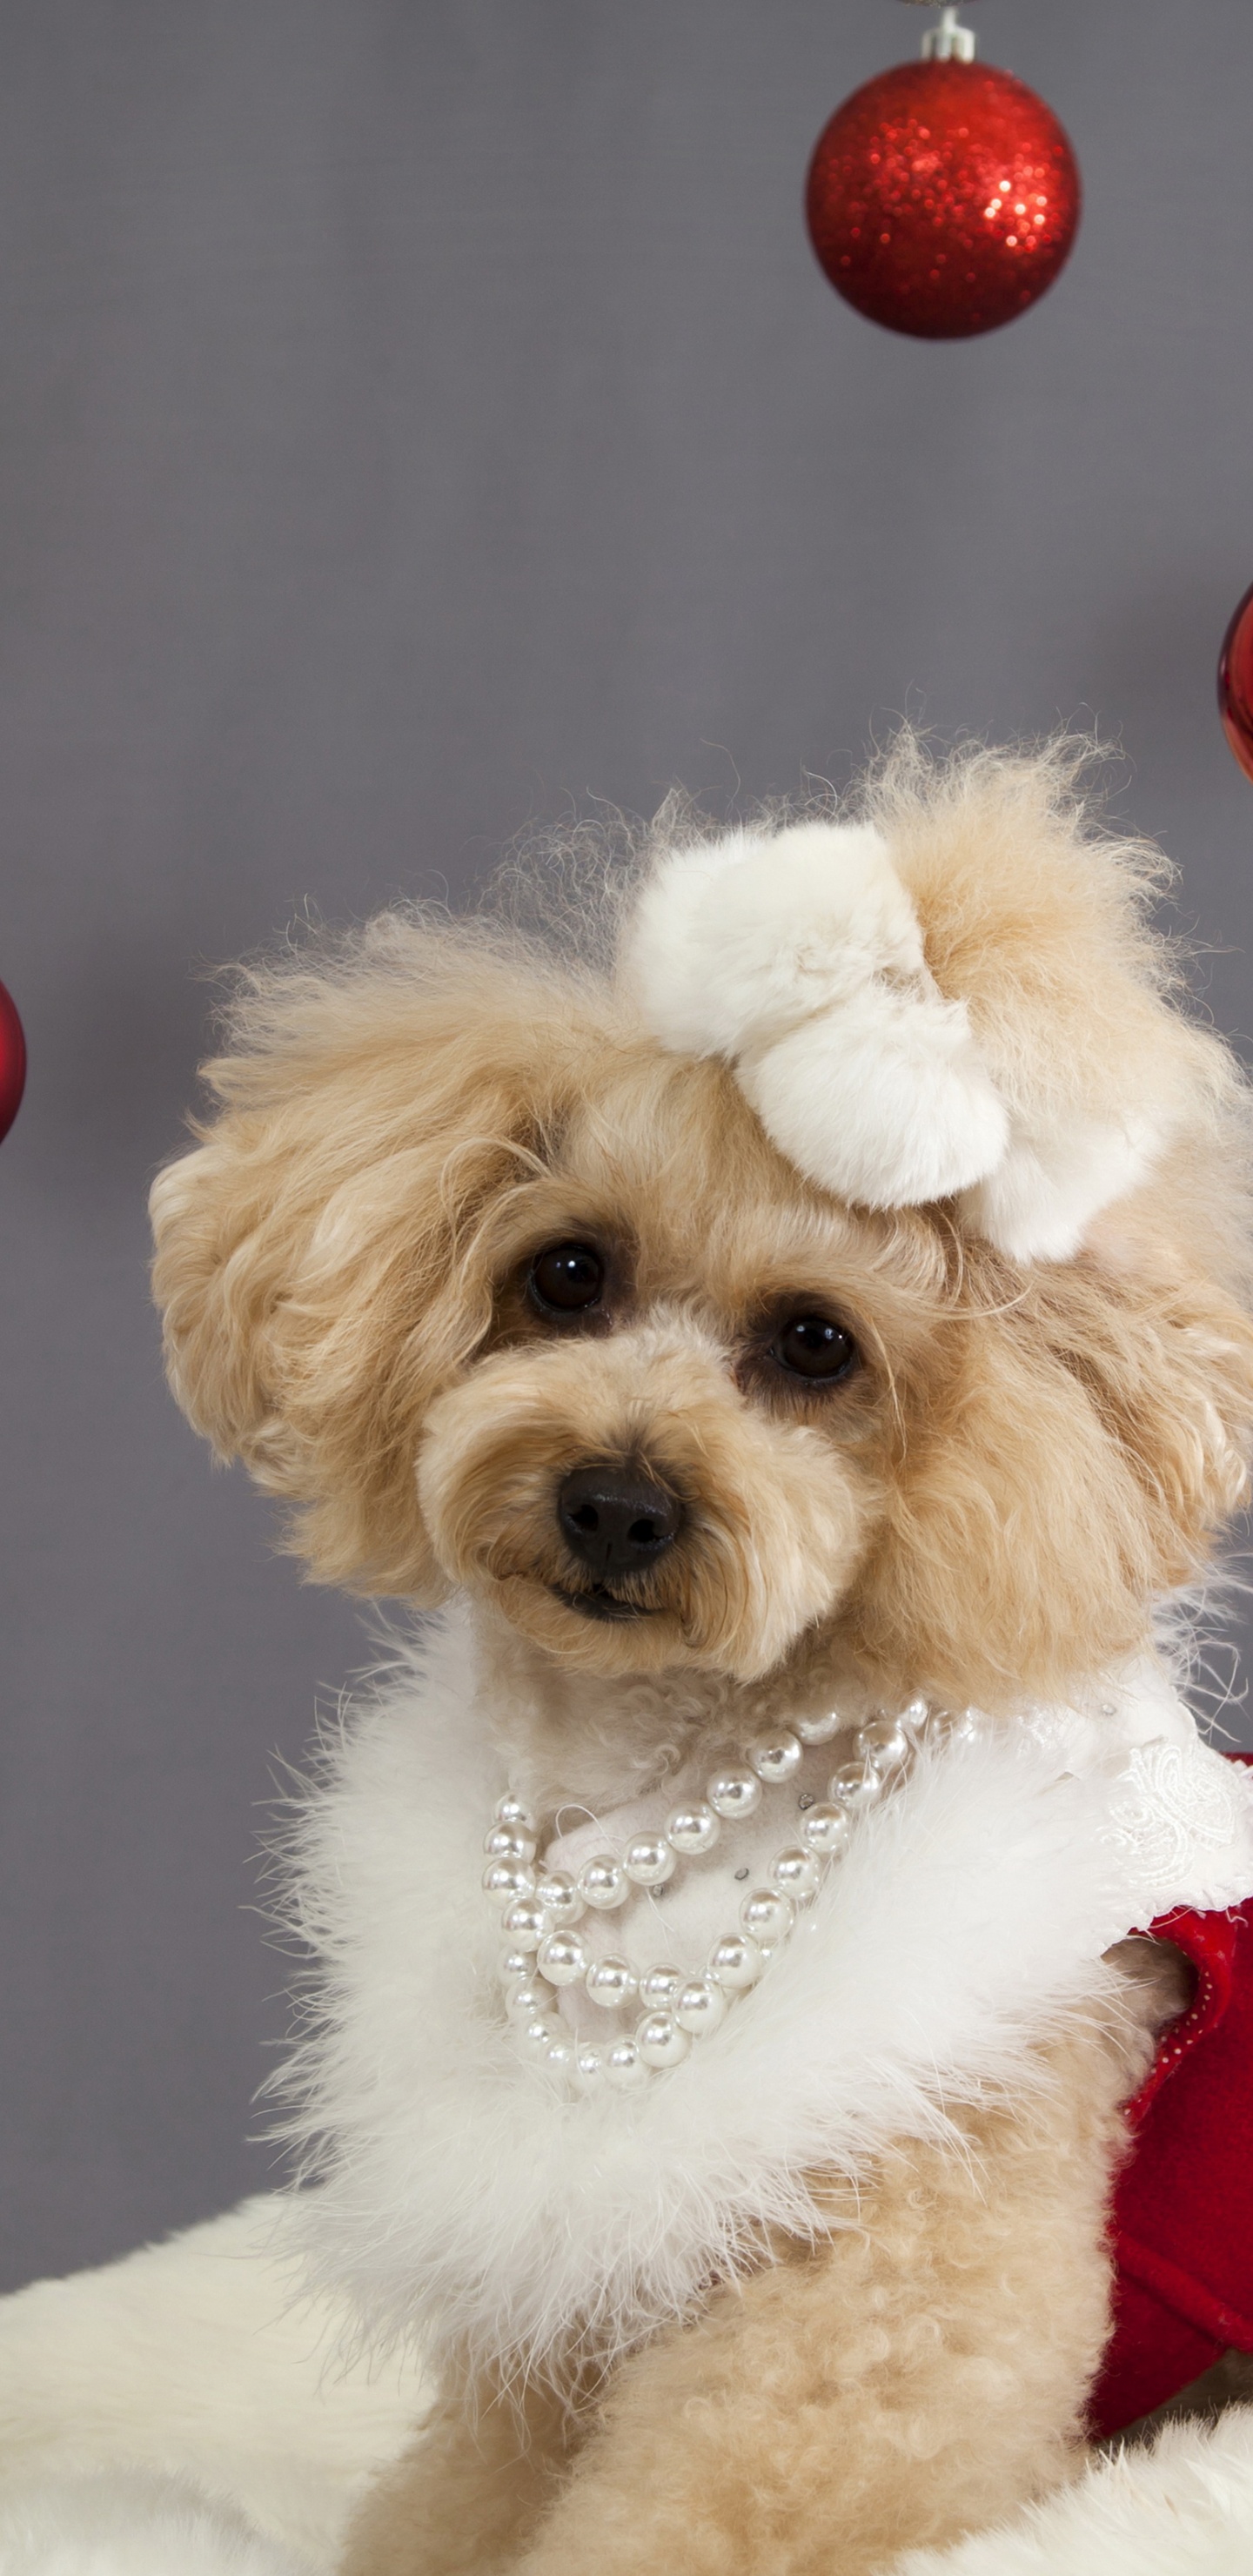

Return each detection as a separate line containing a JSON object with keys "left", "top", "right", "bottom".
{"left": 150, "top": 738, "right": 1253, "bottom": 2573}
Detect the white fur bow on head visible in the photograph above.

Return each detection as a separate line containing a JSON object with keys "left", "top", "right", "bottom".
{"left": 623, "top": 818, "right": 1165, "bottom": 1264}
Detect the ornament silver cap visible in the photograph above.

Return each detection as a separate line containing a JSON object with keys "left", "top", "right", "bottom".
{"left": 911, "top": 4, "right": 977, "bottom": 64}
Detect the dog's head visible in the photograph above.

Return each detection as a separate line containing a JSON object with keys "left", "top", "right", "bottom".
{"left": 151, "top": 743, "right": 1253, "bottom": 1710}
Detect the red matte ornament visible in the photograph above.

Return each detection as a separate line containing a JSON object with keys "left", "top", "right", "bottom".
{"left": 0, "top": 978, "right": 26, "bottom": 1144}
{"left": 806, "top": 57, "right": 1081, "bottom": 340}
{"left": 1218, "top": 580, "right": 1253, "bottom": 784}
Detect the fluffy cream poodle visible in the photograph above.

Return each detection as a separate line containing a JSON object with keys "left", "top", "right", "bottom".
{"left": 148, "top": 738, "right": 1253, "bottom": 2575}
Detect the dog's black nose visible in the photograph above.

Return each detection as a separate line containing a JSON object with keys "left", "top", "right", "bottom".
{"left": 557, "top": 1466, "right": 684, "bottom": 1580}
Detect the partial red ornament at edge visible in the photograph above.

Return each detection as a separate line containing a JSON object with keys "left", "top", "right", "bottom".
{"left": 806, "top": 58, "right": 1081, "bottom": 340}
{"left": 1218, "top": 582, "right": 1253, "bottom": 785}
{"left": 0, "top": 979, "right": 26, "bottom": 1144}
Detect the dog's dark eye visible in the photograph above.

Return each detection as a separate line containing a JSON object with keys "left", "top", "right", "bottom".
{"left": 527, "top": 1242, "right": 606, "bottom": 1317}
{"left": 772, "top": 1314, "right": 857, "bottom": 1384}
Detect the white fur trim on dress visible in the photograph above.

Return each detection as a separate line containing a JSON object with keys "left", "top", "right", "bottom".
{"left": 277, "top": 1610, "right": 1253, "bottom": 2379}
{"left": 893, "top": 2406, "right": 1253, "bottom": 2574}
{"left": 622, "top": 820, "right": 1166, "bottom": 1262}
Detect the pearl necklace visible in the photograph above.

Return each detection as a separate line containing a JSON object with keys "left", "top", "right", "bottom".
{"left": 483, "top": 1697, "right": 975, "bottom": 2091}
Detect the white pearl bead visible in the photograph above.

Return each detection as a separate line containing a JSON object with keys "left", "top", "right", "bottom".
{"left": 534, "top": 1869, "right": 585, "bottom": 1924}
{"left": 604, "top": 2038, "right": 648, "bottom": 2090}
{"left": 576, "top": 2043, "right": 606, "bottom": 2089}
{"left": 622, "top": 1835, "right": 676, "bottom": 1888}
{"left": 706, "top": 1766, "right": 762, "bottom": 1821}
{"left": 505, "top": 1979, "right": 547, "bottom": 2024}
{"left": 639, "top": 1964, "right": 682, "bottom": 2009}
{"left": 636, "top": 2010, "right": 691, "bottom": 2069}
{"left": 674, "top": 1976, "right": 727, "bottom": 2037}
{"left": 794, "top": 1707, "right": 845, "bottom": 1746}
{"left": 502, "top": 1896, "right": 548, "bottom": 1951}
{"left": 739, "top": 1887, "right": 795, "bottom": 1949}
{"left": 482, "top": 1860, "right": 537, "bottom": 1908}
{"left": 544, "top": 2037, "right": 579, "bottom": 2077}
{"left": 855, "top": 1718, "right": 911, "bottom": 1774}
{"left": 499, "top": 1944, "right": 534, "bottom": 1985}
{"left": 770, "top": 1846, "right": 820, "bottom": 1905}
{"left": 537, "top": 1929, "right": 589, "bottom": 1987}
{"left": 585, "top": 1955, "right": 639, "bottom": 2011}
{"left": 495, "top": 1793, "right": 538, "bottom": 1834}
{"left": 800, "top": 1802, "right": 852, "bottom": 1861}
{"left": 666, "top": 1801, "right": 720, "bottom": 1857}
{"left": 945, "top": 1707, "right": 982, "bottom": 1744}
{"left": 579, "top": 1855, "right": 630, "bottom": 1911}
{"left": 483, "top": 1824, "right": 538, "bottom": 1865}
{"left": 899, "top": 1696, "right": 931, "bottom": 1733}
{"left": 520, "top": 2014, "right": 562, "bottom": 2053}
{"left": 708, "top": 1934, "right": 763, "bottom": 1991}
{"left": 828, "top": 1761, "right": 882, "bottom": 1812}
{"left": 747, "top": 1731, "right": 802, "bottom": 1785}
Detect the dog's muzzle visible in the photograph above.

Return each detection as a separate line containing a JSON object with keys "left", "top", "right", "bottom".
{"left": 554, "top": 1464, "right": 683, "bottom": 1620}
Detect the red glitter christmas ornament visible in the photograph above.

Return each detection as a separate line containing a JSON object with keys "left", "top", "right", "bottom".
{"left": 806, "top": 5, "right": 1081, "bottom": 340}
{"left": 0, "top": 978, "right": 26, "bottom": 1145}
{"left": 1218, "top": 581, "right": 1253, "bottom": 785}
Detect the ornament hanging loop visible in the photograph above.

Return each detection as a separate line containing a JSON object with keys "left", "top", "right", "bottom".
{"left": 912, "top": 5, "right": 977, "bottom": 64}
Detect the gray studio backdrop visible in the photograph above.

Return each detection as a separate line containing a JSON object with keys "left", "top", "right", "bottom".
{"left": 3, "top": 0, "right": 1253, "bottom": 2291}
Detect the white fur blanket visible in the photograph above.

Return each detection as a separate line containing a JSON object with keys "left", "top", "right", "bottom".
{"left": 0, "top": 2201, "right": 426, "bottom": 2573}
{"left": 897, "top": 2410, "right": 1253, "bottom": 2573}
{"left": 0, "top": 2211, "right": 1250, "bottom": 2573}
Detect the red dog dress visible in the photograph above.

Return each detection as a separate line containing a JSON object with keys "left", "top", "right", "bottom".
{"left": 1092, "top": 1756, "right": 1253, "bottom": 2435}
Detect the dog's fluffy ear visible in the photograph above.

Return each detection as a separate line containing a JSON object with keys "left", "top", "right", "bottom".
{"left": 624, "top": 742, "right": 1234, "bottom": 1267}
{"left": 854, "top": 1219, "right": 1253, "bottom": 1710}
{"left": 151, "top": 917, "right": 589, "bottom": 1595}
